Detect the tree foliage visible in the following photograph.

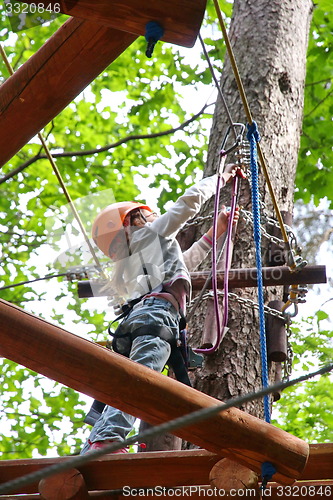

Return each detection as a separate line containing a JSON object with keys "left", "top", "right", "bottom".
{"left": 296, "top": 0, "right": 333, "bottom": 207}
{"left": 0, "top": 0, "right": 332, "bottom": 458}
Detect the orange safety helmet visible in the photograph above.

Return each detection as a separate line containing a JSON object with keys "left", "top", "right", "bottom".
{"left": 92, "top": 201, "right": 153, "bottom": 258}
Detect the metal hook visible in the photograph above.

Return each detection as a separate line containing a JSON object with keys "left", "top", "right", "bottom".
{"left": 283, "top": 301, "right": 298, "bottom": 318}
{"left": 219, "top": 123, "right": 246, "bottom": 156}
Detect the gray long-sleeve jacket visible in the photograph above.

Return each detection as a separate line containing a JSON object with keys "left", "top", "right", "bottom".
{"left": 121, "top": 174, "right": 225, "bottom": 306}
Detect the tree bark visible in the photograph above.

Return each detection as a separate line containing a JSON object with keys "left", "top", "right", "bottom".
{"left": 188, "top": 0, "right": 313, "bottom": 419}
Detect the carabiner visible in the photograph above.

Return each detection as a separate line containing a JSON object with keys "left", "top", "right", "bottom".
{"left": 282, "top": 300, "right": 298, "bottom": 318}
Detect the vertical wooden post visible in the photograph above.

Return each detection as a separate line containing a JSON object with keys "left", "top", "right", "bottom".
{"left": 266, "top": 300, "right": 287, "bottom": 362}
{"left": 273, "top": 362, "right": 283, "bottom": 402}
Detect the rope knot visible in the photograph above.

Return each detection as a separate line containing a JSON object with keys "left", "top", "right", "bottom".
{"left": 261, "top": 461, "right": 277, "bottom": 490}
{"left": 145, "top": 21, "right": 164, "bottom": 58}
{"left": 246, "top": 121, "right": 261, "bottom": 143}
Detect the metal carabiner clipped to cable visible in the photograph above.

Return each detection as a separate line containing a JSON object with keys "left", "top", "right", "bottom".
{"left": 219, "top": 123, "right": 246, "bottom": 158}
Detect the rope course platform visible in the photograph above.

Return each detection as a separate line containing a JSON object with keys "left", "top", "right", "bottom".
{"left": 0, "top": 446, "right": 332, "bottom": 499}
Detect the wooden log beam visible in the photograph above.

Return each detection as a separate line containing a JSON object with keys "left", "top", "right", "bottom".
{"left": 302, "top": 443, "right": 333, "bottom": 481}
{"left": 209, "top": 458, "right": 259, "bottom": 494}
{"left": 0, "top": 18, "right": 137, "bottom": 168}
{"left": 191, "top": 265, "right": 327, "bottom": 291}
{"left": 0, "top": 299, "right": 308, "bottom": 485}
{"left": 77, "top": 265, "right": 327, "bottom": 298}
{"left": 38, "top": 468, "right": 89, "bottom": 500}
{"left": 20, "top": 0, "right": 207, "bottom": 48}
{"left": 0, "top": 445, "right": 332, "bottom": 495}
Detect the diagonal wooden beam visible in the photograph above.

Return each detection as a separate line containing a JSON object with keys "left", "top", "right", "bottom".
{"left": 20, "top": 0, "right": 207, "bottom": 48}
{"left": 0, "top": 298, "right": 308, "bottom": 485}
{"left": 0, "top": 18, "right": 137, "bottom": 168}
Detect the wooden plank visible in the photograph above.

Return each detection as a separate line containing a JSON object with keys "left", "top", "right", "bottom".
{"left": 77, "top": 265, "right": 327, "bottom": 297}
{"left": 0, "top": 299, "right": 308, "bottom": 485}
{"left": 20, "top": 0, "right": 207, "bottom": 48}
{"left": 0, "top": 18, "right": 137, "bottom": 168}
{"left": 0, "top": 445, "right": 332, "bottom": 495}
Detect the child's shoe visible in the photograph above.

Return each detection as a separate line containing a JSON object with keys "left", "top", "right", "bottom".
{"left": 88, "top": 439, "right": 128, "bottom": 454}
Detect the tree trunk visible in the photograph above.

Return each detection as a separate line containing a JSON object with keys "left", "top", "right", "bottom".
{"left": 187, "top": 0, "right": 313, "bottom": 419}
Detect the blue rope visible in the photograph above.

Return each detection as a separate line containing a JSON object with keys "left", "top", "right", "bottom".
{"left": 145, "top": 21, "right": 164, "bottom": 42}
{"left": 261, "top": 462, "right": 277, "bottom": 489}
{"left": 145, "top": 22, "right": 164, "bottom": 58}
{"left": 247, "top": 122, "right": 276, "bottom": 486}
{"left": 247, "top": 121, "right": 271, "bottom": 424}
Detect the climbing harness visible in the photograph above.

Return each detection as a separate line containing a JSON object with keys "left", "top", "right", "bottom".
{"left": 109, "top": 293, "right": 203, "bottom": 374}
{"left": 84, "top": 294, "right": 192, "bottom": 426}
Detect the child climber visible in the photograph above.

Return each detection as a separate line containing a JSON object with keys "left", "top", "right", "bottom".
{"left": 81, "top": 164, "right": 241, "bottom": 454}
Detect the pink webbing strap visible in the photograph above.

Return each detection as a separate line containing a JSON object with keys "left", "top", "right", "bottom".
{"left": 194, "top": 174, "right": 239, "bottom": 354}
